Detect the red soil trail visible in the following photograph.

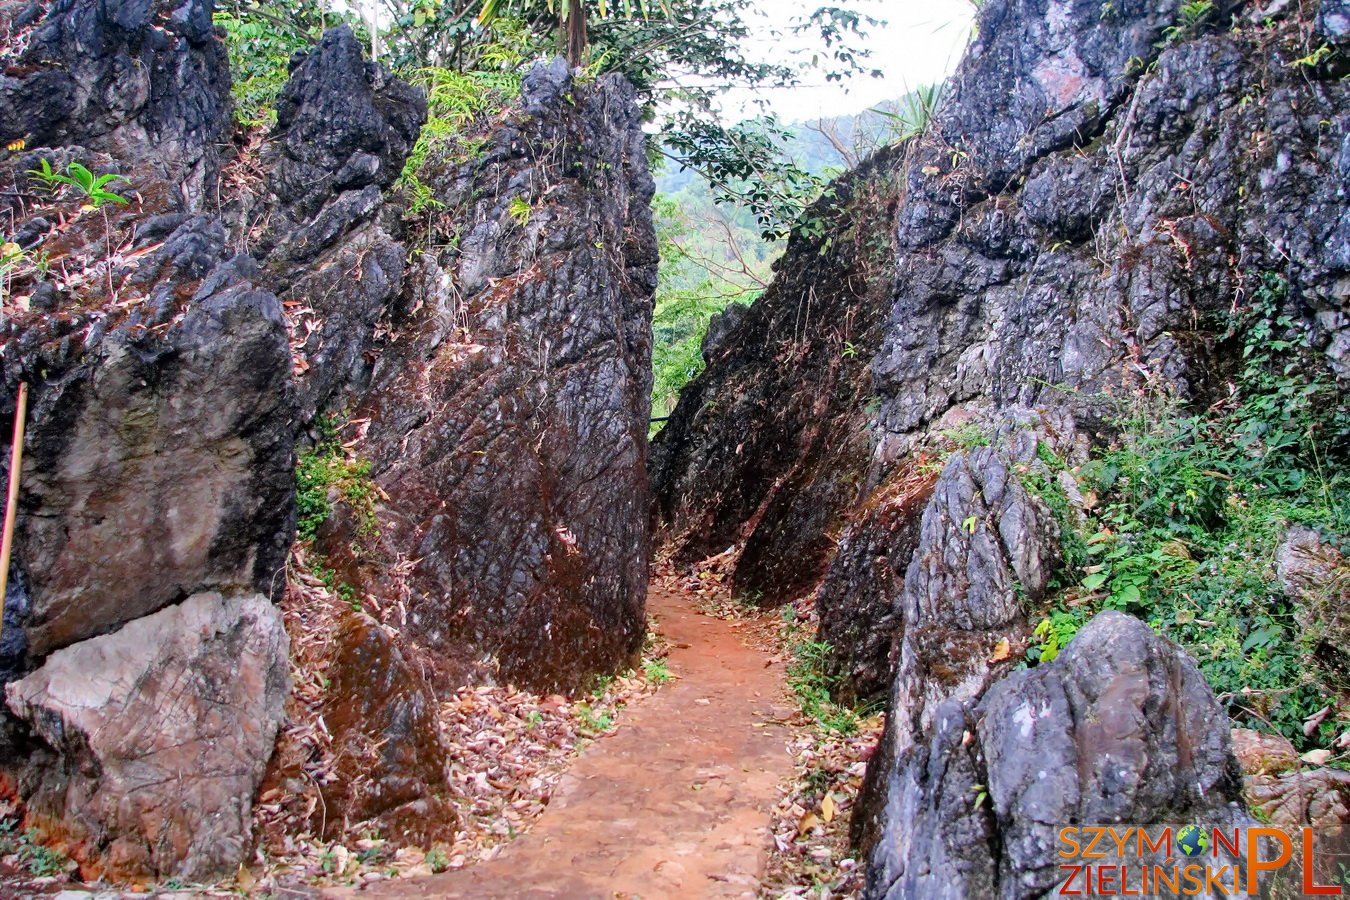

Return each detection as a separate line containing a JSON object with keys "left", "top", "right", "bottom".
{"left": 350, "top": 583, "right": 796, "bottom": 899}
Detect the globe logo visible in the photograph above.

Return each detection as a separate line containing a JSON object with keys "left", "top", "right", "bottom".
{"left": 1177, "top": 825, "right": 1210, "bottom": 858}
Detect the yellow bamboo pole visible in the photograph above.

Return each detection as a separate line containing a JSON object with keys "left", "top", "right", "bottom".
{"left": 0, "top": 382, "right": 28, "bottom": 639}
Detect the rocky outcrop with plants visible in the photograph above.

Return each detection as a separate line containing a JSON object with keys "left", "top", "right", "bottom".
{"left": 0, "top": 0, "right": 655, "bottom": 880}
{"left": 654, "top": 0, "right": 1350, "bottom": 894}
{"left": 651, "top": 144, "right": 904, "bottom": 614}
{"left": 0, "top": 0, "right": 294, "bottom": 879}
{"left": 318, "top": 57, "right": 658, "bottom": 696}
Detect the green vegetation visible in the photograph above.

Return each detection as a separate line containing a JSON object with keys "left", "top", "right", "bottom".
{"left": 216, "top": 0, "right": 891, "bottom": 246}
{"left": 399, "top": 57, "right": 527, "bottom": 215}
{"left": 213, "top": 0, "right": 344, "bottom": 126}
{"left": 1159, "top": 0, "right": 1214, "bottom": 47}
{"left": 871, "top": 83, "right": 945, "bottom": 144}
{"left": 0, "top": 819, "right": 70, "bottom": 878}
{"left": 642, "top": 656, "right": 673, "bottom": 683}
{"left": 1024, "top": 274, "right": 1349, "bottom": 749}
{"left": 648, "top": 191, "right": 765, "bottom": 423}
{"left": 786, "top": 637, "right": 864, "bottom": 735}
{"left": 574, "top": 702, "right": 615, "bottom": 736}
{"left": 295, "top": 419, "right": 379, "bottom": 543}
{"left": 28, "top": 159, "right": 127, "bottom": 208}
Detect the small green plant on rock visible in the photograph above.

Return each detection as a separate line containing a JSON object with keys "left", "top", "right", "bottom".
{"left": 786, "top": 636, "right": 860, "bottom": 736}
{"left": 642, "top": 656, "right": 673, "bottom": 684}
{"left": 0, "top": 819, "right": 70, "bottom": 878}
{"left": 295, "top": 418, "right": 379, "bottom": 542}
{"left": 507, "top": 195, "right": 532, "bottom": 226}
{"left": 29, "top": 159, "right": 127, "bottom": 208}
{"left": 425, "top": 846, "right": 451, "bottom": 873}
{"left": 1159, "top": 0, "right": 1214, "bottom": 46}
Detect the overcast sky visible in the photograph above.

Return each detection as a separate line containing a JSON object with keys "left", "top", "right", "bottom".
{"left": 720, "top": 0, "right": 975, "bottom": 124}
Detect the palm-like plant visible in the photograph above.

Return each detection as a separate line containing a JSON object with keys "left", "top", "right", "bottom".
{"left": 475, "top": 0, "right": 669, "bottom": 67}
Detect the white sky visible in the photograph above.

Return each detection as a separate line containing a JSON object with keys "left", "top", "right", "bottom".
{"left": 720, "top": 0, "right": 975, "bottom": 123}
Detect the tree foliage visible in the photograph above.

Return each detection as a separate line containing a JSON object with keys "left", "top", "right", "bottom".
{"left": 217, "top": 0, "right": 888, "bottom": 240}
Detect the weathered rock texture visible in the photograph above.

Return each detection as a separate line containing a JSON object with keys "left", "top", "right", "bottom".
{"left": 319, "top": 613, "right": 458, "bottom": 845}
{"left": 864, "top": 612, "right": 1248, "bottom": 900}
{"left": 339, "top": 58, "right": 657, "bottom": 694}
{"left": 0, "top": 0, "right": 299, "bottom": 878}
{"left": 652, "top": 0, "right": 1349, "bottom": 894}
{"left": 5, "top": 593, "right": 288, "bottom": 880}
{"left": 0, "top": 0, "right": 231, "bottom": 205}
{"left": 3, "top": 251, "right": 295, "bottom": 663}
{"left": 1276, "top": 525, "right": 1350, "bottom": 662}
{"left": 651, "top": 145, "right": 904, "bottom": 611}
{"left": 2, "top": 0, "right": 658, "bottom": 877}
{"left": 253, "top": 25, "right": 426, "bottom": 421}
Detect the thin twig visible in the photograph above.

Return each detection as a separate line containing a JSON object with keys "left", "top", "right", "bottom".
{"left": 0, "top": 382, "right": 29, "bottom": 640}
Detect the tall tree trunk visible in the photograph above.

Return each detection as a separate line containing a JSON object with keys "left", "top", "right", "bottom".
{"left": 565, "top": 0, "right": 586, "bottom": 67}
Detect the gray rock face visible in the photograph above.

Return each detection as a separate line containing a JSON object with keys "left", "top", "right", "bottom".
{"left": 1320, "top": 0, "right": 1350, "bottom": 46}
{"left": 1276, "top": 526, "right": 1350, "bottom": 661}
{"left": 651, "top": 0, "right": 1348, "bottom": 895}
{"left": 0, "top": 0, "right": 232, "bottom": 207}
{"left": 0, "top": 2, "right": 301, "bottom": 878}
{"left": 699, "top": 302, "right": 749, "bottom": 363}
{"left": 339, "top": 59, "right": 657, "bottom": 693}
{"left": 6, "top": 260, "right": 295, "bottom": 663}
{"left": 257, "top": 26, "right": 427, "bottom": 421}
{"left": 886, "top": 412, "right": 1073, "bottom": 759}
{"left": 5, "top": 593, "right": 289, "bottom": 880}
{"left": 651, "top": 146, "right": 904, "bottom": 607}
{"left": 866, "top": 612, "right": 1248, "bottom": 900}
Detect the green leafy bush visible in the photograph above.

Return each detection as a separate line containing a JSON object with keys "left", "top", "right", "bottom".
{"left": 398, "top": 59, "right": 526, "bottom": 213}
{"left": 213, "top": 4, "right": 335, "bottom": 126}
{"left": 787, "top": 636, "right": 864, "bottom": 735}
{"left": 1026, "top": 274, "right": 1349, "bottom": 748}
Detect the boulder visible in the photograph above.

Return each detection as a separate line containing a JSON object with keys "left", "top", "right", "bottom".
{"left": 3, "top": 250, "right": 296, "bottom": 667}
{"left": 258, "top": 25, "right": 427, "bottom": 421}
{"left": 5, "top": 593, "right": 289, "bottom": 880}
{"left": 320, "top": 613, "right": 457, "bottom": 846}
{"left": 1246, "top": 768, "right": 1350, "bottom": 827}
{"left": 1231, "top": 727, "right": 1300, "bottom": 777}
{"left": 347, "top": 60, "right": 657, "bottom": 693}
{"left": 1276, "top": 526, "right": 1350, "bottom": 660}
{"left": 866, "top": 612, "right": 1249, "bottom": 899}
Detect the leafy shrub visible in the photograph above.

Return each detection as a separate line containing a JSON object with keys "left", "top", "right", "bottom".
{"left": 397, "top": 43, "right": 527, "bottom": 214}
{"left": 0, "top": 819, "right": 70, "bottom": 878}
{"left": 213, "top": 5, "right": 332, "bottom": 126}
{"left": 787, "top": 637, "right": 863, "bottom": 735}
{"left": 1026, "top": 274, "right": 1349, "bottom": 748}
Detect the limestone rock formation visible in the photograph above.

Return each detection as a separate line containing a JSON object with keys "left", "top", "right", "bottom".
{"left": 865, "top": 612, "right": 1248, "bottom": 900}
{"left": 2, "top": 247, "right": 295, "bottom": 666}
{"left": 5, "top": 593, "right": 288, "bottom": 880}
{"left": 652, "top": 0, "right": 1349, "bottom": 895}
{"left": 0, "top": 0, "right": 299, "bottom": 878}
{"left": 651, "top": 146, "right": 903, "bottom": 609}
{"left": 255, "top": 25, "right": 427, "bottom": 421}
{"left": 1276, "top": 526, "right": 1350, "bottom": 660}
{"left": 343, "top": 58, "right": 657, "bottom": 693}
{"left": 0, "top": 0, "right": 232, "bottom": 206}
{"left": 319, "top": 613, "right": 458, "bottom": 846}
{"left": 1, "top": 0, "right": 659, "bottom": 878}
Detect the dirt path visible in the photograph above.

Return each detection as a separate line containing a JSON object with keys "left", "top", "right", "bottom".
{"left": 351, "top": 584, "right": 796, "bottom": 899}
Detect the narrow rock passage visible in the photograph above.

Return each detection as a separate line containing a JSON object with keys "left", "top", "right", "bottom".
{"left": 350, "top": 584, "right": 796, "bottom": 899}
